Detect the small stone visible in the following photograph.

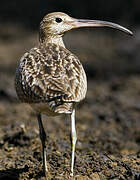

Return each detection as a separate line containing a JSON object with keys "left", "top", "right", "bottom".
{"left": 90, "top": 172, "right": 101, "bottom": 180}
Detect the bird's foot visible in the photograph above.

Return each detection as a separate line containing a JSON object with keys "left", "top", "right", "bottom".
{"left": 43, "top": 165, "right": 48, "bottom": 177}
{"left": 70, "top": 171, "right": 73, "bottom": 177}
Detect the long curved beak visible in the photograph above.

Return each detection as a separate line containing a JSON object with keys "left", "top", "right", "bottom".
{"left": 71, "top": 19, "right": 133, "bottom": 35}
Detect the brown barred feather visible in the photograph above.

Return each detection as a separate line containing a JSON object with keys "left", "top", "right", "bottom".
{"left": 15, "top": 43, "right": 87, "bottom": 115}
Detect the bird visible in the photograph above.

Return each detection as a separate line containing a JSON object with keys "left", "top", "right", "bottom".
{"left": 15, "top": 12, "right": 133, "bottom": 177}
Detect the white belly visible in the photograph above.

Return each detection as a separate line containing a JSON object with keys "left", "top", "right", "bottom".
{"left": 30, "top": 103, "right": 59, "bottom": 116}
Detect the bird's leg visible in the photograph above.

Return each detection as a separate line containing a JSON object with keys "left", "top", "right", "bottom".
{"left": 70, "top": 109, "right": 77, "bottom": 177}
{"left": 37, "top": 114, "right": 48, "bottom": 176}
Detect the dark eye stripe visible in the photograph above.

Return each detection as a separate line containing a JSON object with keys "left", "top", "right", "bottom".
{"left": 55, "top": 18, "right": 62, "bottom": 23}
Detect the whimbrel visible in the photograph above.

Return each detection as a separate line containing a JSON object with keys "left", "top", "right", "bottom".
{"left": 15, "top": 12, "right": 132, "bottom": 177}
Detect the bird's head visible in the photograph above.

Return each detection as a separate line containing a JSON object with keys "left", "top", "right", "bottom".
{"left": 40, "top": 12, "right": 75, "bottom": 38}
{"left": 39, "top": 12, "right": 133, "bottom": 43}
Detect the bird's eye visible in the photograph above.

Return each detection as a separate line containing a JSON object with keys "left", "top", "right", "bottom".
{"left": 55, "top": 17, "right": 62, "bottom": 23}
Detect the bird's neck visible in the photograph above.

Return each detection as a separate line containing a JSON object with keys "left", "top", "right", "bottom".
{"left": 39, "top": 34, "right": 65, "bottom": 48}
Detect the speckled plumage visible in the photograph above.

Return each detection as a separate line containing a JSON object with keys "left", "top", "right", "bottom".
{"left": 15, "top": 42, "right": 87, "bottom": 115}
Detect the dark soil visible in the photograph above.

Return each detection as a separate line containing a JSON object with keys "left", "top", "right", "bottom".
{"left": 0, "top": 24, "right": 140, "bottom": 180}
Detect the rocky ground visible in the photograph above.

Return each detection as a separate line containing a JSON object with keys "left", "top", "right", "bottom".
{"left": 0, "top": 24, "right": 140, "bottom": 179}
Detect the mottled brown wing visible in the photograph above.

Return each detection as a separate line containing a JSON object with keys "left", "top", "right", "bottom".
{"left": 15, "top": 43, "right": 87, "bottom": 105}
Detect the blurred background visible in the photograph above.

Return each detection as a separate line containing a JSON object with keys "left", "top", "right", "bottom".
{"left": 0, "top": 1, "right": 140, "bottom": 179}
{"left": 0, "top": 0, "right": 140, "bottom": 81}
{"left": 1, "top": 0, "right": 140, "bottom": 27}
